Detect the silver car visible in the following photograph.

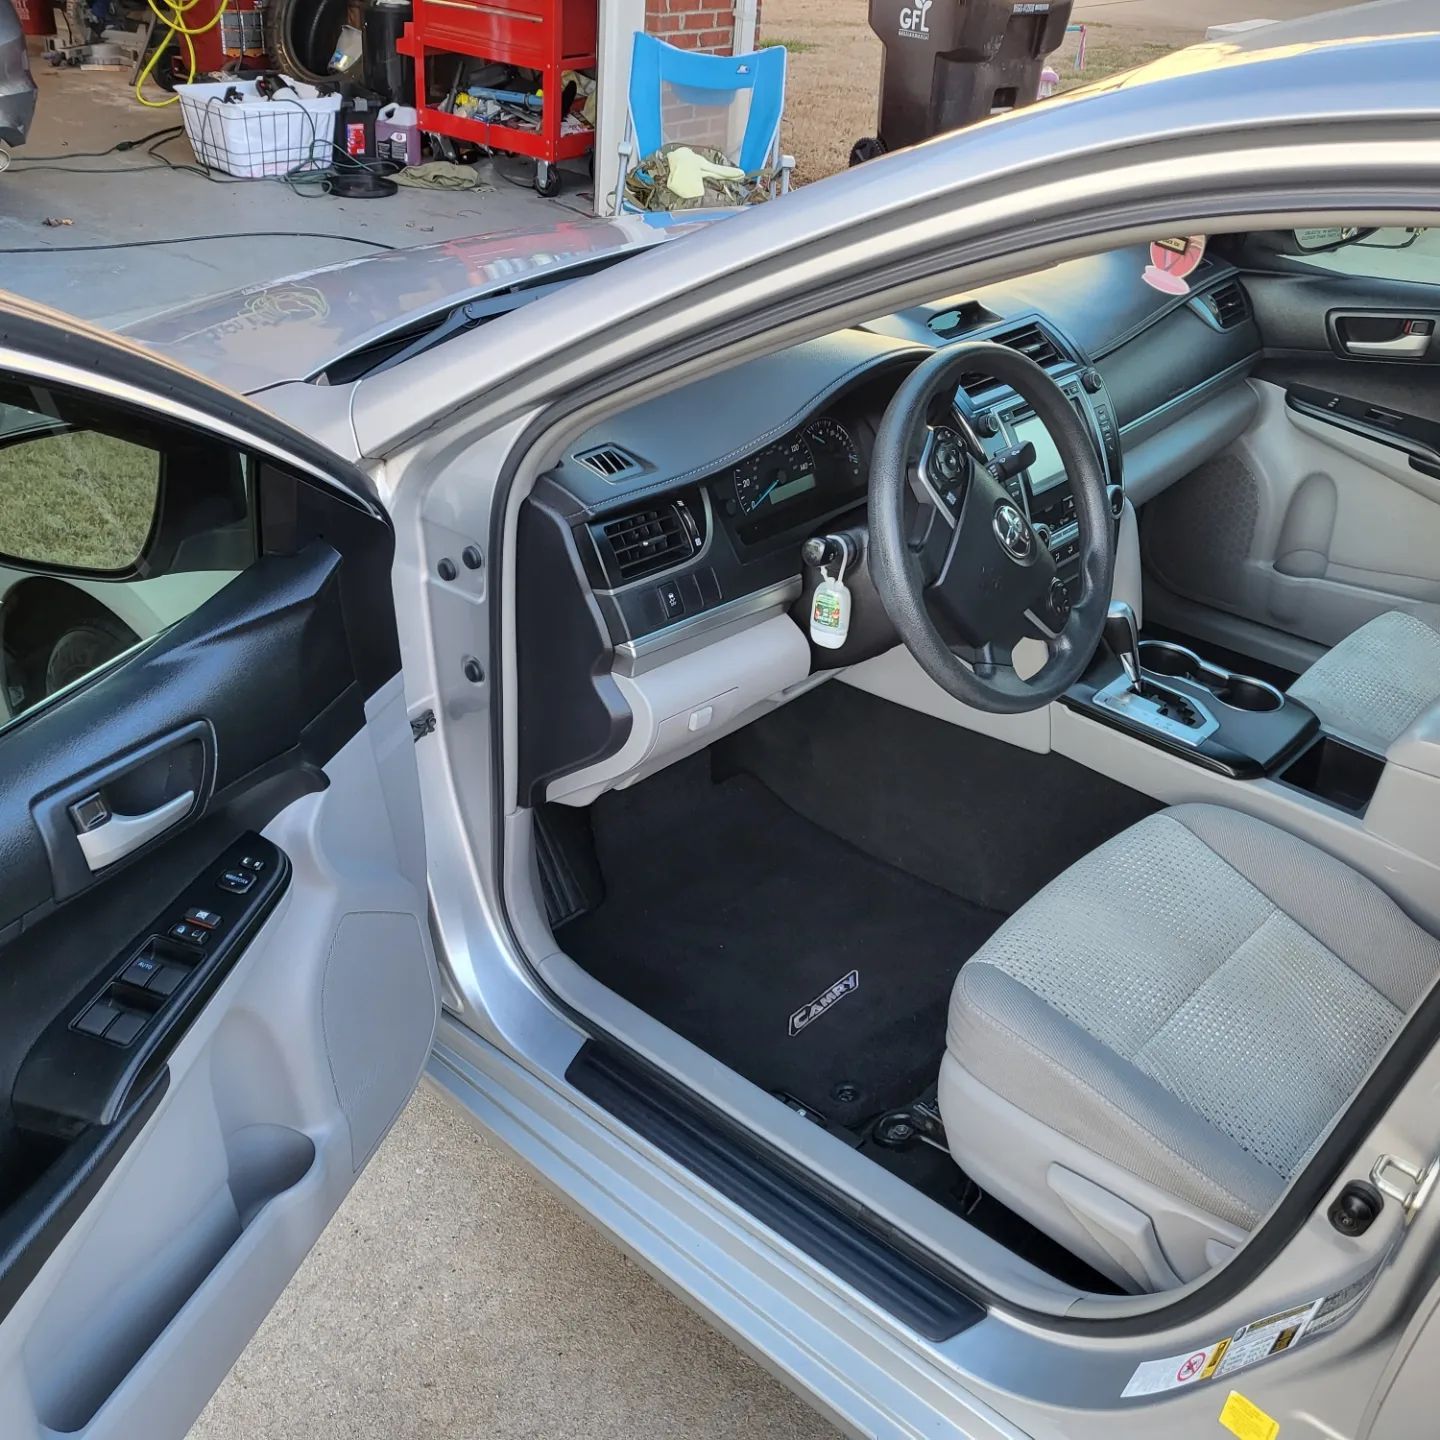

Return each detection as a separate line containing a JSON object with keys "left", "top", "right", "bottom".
{"left": 1, "top": 4, "right": 1439, "bottom": 1437}
{"left": 0, "top": 0, "right": 36, "bottom": 151}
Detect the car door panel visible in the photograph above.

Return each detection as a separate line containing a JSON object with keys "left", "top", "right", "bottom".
{"left": 1144, "top": 264, "right": 1440, "bottom": 651}
{"left": 0, "top": 315, "right": 436, "bottom": 1439}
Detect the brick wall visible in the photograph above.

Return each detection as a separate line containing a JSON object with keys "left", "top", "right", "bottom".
{"left": 644, "top": 0, "right": 740, "bottom": 55}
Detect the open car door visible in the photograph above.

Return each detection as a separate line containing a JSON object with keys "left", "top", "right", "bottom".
{"left": 0, "top": 297, "right": 437, "bottom": 1438}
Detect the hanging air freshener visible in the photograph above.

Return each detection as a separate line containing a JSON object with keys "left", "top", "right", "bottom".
{"left": 810, "top": 548, "right": 852, "bottom": 650}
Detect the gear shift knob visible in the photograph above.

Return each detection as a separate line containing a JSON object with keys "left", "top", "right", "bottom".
{"left": 1104, "top": 601, "right": 1142, "bottom": 689}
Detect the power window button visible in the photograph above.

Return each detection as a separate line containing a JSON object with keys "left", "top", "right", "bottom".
{"left": 75, "top": 1002, "right": 120, "bottom": 1037}
{"left": 106, "top": 1011, "right": 147, "bottom": 1046}
{"left": 122, "top": 953, "right": 164, "bottom": 987}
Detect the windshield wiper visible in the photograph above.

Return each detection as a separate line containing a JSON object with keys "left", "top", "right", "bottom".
{"left": 319, "top": 277, "right": 574, "bottom": 385}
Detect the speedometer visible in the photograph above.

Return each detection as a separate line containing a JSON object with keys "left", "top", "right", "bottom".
{"left": 732, "top": 435, "right": 818, "bottom": 514}
{"left": 803, "top": 417, "right": 861, "bottom": 487}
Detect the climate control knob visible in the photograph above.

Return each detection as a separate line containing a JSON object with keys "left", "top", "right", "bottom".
{"left": 1032, "top": 523, "right": 1053, "bottom": 550}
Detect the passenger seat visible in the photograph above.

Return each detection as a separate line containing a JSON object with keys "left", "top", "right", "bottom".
{"left": 1288, "top": 610, "right": 1440, "bottom": 754}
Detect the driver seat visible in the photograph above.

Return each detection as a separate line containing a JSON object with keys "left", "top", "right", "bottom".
{"left": 940, "top": 803, "right": 1440, "bottom": 1293}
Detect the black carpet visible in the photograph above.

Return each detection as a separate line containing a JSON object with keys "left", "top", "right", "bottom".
{"left": 561, "top": 755, "right": 1004, "bottom": 1132}
{"left": 714, "top": 681, "right": 1161, "bottom": 916}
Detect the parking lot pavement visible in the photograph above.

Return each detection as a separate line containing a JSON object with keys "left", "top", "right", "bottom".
{"left": 191, "top": 1083, "right": 838, "bottom": 1440}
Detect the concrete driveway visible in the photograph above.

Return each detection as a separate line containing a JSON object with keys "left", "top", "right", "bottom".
{"left": 192, "top": 1085, "right": 837, "bottom": 1440}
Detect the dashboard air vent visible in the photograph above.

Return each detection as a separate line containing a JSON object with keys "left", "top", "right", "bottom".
{"left": 594, "top": 497, "right": 701, "bottom": 584}
{"left": 956, "top": 322, "right": 1066, "bottom": 396}
{"left": 575, "top": 444, "right": 644, "bottom": 481}
{"left": 1194, "top": 280, "right": 1252, "bottom": 331}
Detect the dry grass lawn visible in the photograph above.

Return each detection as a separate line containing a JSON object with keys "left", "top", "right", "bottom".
{"left": 760, "top": 1, "right": 1204, "bottom": 184}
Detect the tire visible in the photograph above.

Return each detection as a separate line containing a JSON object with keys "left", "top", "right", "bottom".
{"left": 41, "top": 614, "right": 134, "bottom": 702}
{"left": 849, "top": 136, "right": 888, "bottom": 167}
{"left": 535, "top": 161, "right": 561, "bottom": 197}
{"left": 268, "top": 0, "right": 349, "bottom": 86}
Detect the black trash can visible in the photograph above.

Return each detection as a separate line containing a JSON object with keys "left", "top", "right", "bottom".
{"left": 852, "top": 0, "right": 1074, "bottom": 162}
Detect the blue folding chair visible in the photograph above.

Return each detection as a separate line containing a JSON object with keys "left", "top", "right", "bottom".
{"left": 613, "top": 33, "right": 794, "bottom": 214}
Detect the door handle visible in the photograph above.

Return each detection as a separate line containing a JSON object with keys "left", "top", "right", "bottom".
{"left": 1343, "top": 332, "right": 1433, "bottom": 359}
{"left": 72, "top": 790, "right": 196, "bottom": 872}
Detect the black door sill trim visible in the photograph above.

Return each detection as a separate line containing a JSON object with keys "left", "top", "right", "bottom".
{"left": 566, "top": 1040, "right": 984, "bottom": 1343}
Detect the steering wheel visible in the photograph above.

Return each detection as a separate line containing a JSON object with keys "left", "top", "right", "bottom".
{"left": 868, "top": 342, "right": 1115, "bottom": 714}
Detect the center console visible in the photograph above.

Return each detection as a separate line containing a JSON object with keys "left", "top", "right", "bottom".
{"left": 1062, "top": 618, "right": 1319, "bottom": 781}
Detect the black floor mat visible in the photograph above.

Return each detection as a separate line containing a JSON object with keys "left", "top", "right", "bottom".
{"left": 561, "top": 756, "right": 1004, "bottom": 1132}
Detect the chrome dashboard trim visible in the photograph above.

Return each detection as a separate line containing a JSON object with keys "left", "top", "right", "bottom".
{"left": 614, "top": 577, "right": 804, "bottom": 677}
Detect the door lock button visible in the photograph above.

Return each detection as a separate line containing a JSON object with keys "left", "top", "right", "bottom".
{"left": 167, "top": 921, "right": 210, "bottom": 947}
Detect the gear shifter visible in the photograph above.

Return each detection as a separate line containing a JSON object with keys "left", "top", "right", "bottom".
{"left": 1104, "top": 601, "right": 1143, "bottom": 691}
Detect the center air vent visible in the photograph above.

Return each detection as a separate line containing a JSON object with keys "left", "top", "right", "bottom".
{"left": 591, "top": 494, "right": 703, "bottom": 585}
{"left": 1193, "top": 280, "right": 1252, "bottom": 331}
{"left": 575, "top": 444, "right": 645, "bottom": 481}
{"left": 956, "top": 321, "right": 1066, "bottom": 397}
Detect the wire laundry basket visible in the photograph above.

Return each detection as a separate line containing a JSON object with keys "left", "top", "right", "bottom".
{"left": 176, "top": 80, "right": 342, "bottom": 179}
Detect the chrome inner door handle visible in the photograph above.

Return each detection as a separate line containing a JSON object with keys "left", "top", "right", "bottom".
{"left": 1343, "top": 332, "right": 1433, "bottom": 358}
{"left": 74, "top": 790, "right": 196, "bottom": 872}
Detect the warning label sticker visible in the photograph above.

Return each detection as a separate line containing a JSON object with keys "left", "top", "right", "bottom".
{"left": 1121, "top": 1266, "right": 1383, "bottom": 1399}
{"left": 1121, "top": 1340, "right": 1231, "bottom": 1398}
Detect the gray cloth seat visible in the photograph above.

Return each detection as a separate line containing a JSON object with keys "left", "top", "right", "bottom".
{"left": 939, "top": 803, "right": 1440, "bottom": 1293}
{"left": 1288, "top": 609, "right": 1440, "bottom": 754}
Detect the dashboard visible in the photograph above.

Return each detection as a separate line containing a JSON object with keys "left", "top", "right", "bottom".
{"left": 516, "top": 242, "right": 1264, "bottom": 804}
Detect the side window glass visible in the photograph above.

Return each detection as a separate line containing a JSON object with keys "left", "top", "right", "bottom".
{"left": 0, "top": 380, "right": 256, "bottom": 728}
{"left": 1294, "top": 227, "right": 1440, "bottom": 284}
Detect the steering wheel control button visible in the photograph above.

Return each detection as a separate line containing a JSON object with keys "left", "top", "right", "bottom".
{"left": 933, "top": 436, "right": 963, "bottom": 482}
{"left": 218, "top": 869, "right": 256, "bottom": 894}
{"left": 167, "top": 921, "right": 211, "bottom": 948}
{"left": 185, "top": 907, "right": 221, "bottom": 930}
{"left": 74, "top": 1001, "right": 121, "bottom": 1037}
{"left": 992, "top": 502, "right": 1036, "bottom": 564}
{"left": 1048, "top": 579, "right": 1072, "bottom": 623}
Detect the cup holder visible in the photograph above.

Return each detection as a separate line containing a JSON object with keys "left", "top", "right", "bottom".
{"left": 1137, "top": 640, "right": 1285, "bottom": 714}
{"left": 1138, "top": 640, "right": 1201, "bottom": 680}
{"left": 1214, "top": 677, "right": 1285, "bottom": 713}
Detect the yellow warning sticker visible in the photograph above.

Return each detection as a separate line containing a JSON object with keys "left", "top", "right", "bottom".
{"left": 1219, "top": 1390, "right": 1279, "bottom": 1440}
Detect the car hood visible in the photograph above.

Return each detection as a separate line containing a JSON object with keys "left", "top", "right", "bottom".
{"left": 120, "top": 212, "right": 714, "bottom": 395}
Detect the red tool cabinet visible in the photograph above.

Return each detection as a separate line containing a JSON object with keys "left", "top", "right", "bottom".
{"left": 397, "top": 0, "right": 598, "bottom": 195}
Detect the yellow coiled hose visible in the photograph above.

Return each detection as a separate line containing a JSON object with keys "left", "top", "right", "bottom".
{"left": 135, "top": 0, "right": 230, "bottom": 107}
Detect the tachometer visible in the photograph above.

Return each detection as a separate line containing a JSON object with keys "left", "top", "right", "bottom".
{"left": 803, "top": 417, "right": 861, "bottom": 487}
{"left": 732, "top": 435, "right": 818, "bottom": 514}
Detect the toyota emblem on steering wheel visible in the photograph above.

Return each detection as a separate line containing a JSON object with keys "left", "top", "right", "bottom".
{"left": 992, "top": 502, "right": 1034, "bottom": 563}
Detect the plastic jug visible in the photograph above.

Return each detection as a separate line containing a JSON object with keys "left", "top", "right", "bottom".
{"left": 375, "top": 104, "right": 422, "bottom": 168}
